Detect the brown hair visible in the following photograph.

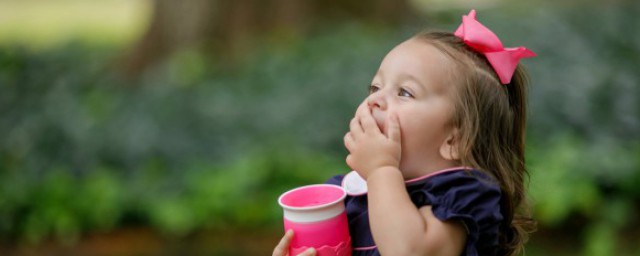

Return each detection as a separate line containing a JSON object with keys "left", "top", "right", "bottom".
{"left": 414, "top": 31, "right": 535, "bottom": 256}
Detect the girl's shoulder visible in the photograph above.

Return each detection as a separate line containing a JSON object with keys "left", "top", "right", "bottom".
{"left": 406, "top": 168, "right": 502, "bottom": 219}
{"left": 405, "top": 167, "right": 497, "bottom": 188}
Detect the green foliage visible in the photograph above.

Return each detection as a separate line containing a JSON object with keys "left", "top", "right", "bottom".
{"left": 528, "top": 135, "right": 602, "bottom": 226}
{"left": 0, "top": 25, "right": 392, "bottom": 243}
{"left": 0, "top": 3, "right": 639, "bottom": 255}
{"left": 0, "top": 167, "right": 125, "bottom": 244}
{"left": 140, "top": 146, "right": 343, "bottom": 236}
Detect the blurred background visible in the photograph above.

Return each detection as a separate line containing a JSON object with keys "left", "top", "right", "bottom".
{"left": 0, "top": 0, "right": 639, "bottom": 255}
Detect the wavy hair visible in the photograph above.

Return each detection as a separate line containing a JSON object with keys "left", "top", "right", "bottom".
{"left": 414, "top": 31, "right": 536, "bottom": 256}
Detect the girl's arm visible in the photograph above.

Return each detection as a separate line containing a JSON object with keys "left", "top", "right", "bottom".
{"left": 345, "top": 103, "right": 466, "bottom": 255}
{"left": 367, "top": 166, "right": 467, "bottom": 255}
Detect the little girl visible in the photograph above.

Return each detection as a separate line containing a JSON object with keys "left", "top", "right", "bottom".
{"left": 273, "top": 9, "right": 536, "bottom": 256}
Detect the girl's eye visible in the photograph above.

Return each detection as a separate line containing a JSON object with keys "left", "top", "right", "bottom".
{"left": 399, "top": 88, "right": 413, "bottom": 98}
{"left": 369, "top": 85, "right": 380, "bottom": 94}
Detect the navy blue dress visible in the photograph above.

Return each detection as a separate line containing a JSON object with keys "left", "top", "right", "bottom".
{"left": 326, "top": 168, "right": 503, "bottom": 256}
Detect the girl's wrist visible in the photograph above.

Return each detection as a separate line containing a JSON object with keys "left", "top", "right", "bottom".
{"left": 367, "top": 166, "right": 402, "bottom": 182}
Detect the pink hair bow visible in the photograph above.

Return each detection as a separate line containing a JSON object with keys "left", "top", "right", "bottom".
{"left": 454, "top": 10, "right": 536, "bottom": 84}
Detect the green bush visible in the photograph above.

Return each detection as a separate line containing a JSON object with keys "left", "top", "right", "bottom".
{"left": 0, "top": 3, "right": 639, "bottom": 254}
{"left": 0, "top": 25, "right": 396, "bottom": 243}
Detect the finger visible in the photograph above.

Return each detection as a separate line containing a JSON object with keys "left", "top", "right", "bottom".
{"left": 298, "top": 248, "right": 316, "bottom": 256}
{"left": 358, "top": 107, "right": 378, "bottom": 132}
{"left": 346, "top": 154, "right": 355, "bottom": 169}
{"left": 344, "top": 132, "right": 354, "bottom": 151}
{"left": 349, "top": 117, "right": 363, "bottom": 135}
{"left": 387, "top": 114, "right": 401, "bottom": 143}
{"left": 355, "top": 100, "right": 370, "bottom": 117}
{"left": 272, "top": 230, "right": 294, "bottom": 256}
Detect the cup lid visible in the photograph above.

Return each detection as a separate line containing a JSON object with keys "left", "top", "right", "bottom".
{"left": 278, "top": 184, "right": 347, "bottom": 222}
{"left": 342, "top": 171, "right": 368, "bottom": 196}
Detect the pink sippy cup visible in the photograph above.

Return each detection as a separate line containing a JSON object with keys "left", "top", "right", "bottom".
{"left": 278, "top": 184, "right": 351, "bottom": 256}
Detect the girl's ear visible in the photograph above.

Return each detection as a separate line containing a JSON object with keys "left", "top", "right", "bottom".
{"left": 440, "top": 128, "right": 460, "bottom": 161}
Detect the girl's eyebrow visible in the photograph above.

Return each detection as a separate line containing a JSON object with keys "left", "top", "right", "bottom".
{"left": 398, "top": 73, "right": 421, "bottom": 85}
{"left": 398, "top": 73, "right": 425, "bottom": 94}
{"left": 372, "top": 70, "right": 425, "bottom": 94}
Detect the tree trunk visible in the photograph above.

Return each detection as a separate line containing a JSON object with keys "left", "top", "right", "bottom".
{"left": 120, "top": 0, "right": 414, "bottom": 77}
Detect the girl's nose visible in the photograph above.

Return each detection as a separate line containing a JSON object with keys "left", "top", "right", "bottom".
{"left": 367, "top": 91, "right": 387, "bottom": 110}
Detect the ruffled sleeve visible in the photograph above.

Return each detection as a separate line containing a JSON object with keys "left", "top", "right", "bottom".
{"left": 407, "top": 170, "right": 503, "bottom": 256}
{"left": 325, "top": 174, "right": 345, "bottom": 186}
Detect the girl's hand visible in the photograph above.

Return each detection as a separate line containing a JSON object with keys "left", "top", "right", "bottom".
{"left": 344, "top": 102, "right": 401, "bottom": 180}
{"left": 272, "top": 230, "right": 317, "bottom": 256}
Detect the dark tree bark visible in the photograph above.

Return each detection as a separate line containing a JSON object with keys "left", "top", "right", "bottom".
{"left": 121, "top": 0, "right": 414, "bottom": 76}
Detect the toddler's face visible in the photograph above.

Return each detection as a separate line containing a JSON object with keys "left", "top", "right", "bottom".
{"left": 361, "top": 39, "right": 457, "bottom": 178}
